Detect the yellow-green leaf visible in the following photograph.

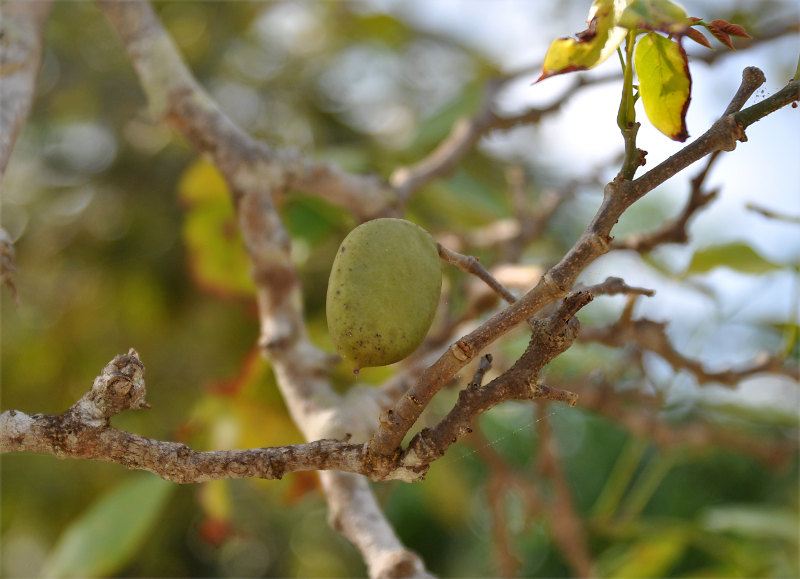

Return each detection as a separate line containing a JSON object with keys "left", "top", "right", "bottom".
{"left": 40, "top": 475, "right": 175, "bottom": 578}
{"left": 702, "top": 505, "right": 799, "bottom": 542}
{"left": 603, "top": 532, "right": 688, "bottom": 578}
{"left": 619, "top": 0, "right": 689, "bottom": 34}
{"left": 686, "top": 243, "right": 782, "bottom": 275}
{"left": 635, "top": 32, "right": 691, "bottom": 141}
{"left": 538, "top": 0, "right": 629, "bottom": 81}
{"left": 178, "top": 159, "right": 255, "bottom": 297}
{"left": 177, "top": 157, "right": 229, "bottom": 205}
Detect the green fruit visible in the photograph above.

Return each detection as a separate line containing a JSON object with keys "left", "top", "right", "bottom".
{"left": 326, "top": 218, "right": 442, "bottom": 372}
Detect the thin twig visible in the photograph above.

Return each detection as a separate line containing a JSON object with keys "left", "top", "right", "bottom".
{"left": 580, "top": 276, "right": 655, "bottom": 298}
{"left": 438, "top": 244, "right": 517, "bottom": 304}
{"left": 746, "top": 203, "right": 800, "bottom": 224}
{"left": 469, "top": 354, "right": 494, "bottom": 388}
{"left": 579, "top": 318, "right": 800, "bottom": 386}
{"left": 389, "top": 75, "right": 605, "bottom": 202}
{"left": 562, "top": 376, "right": 798, "bottom": 466}
{"left": 613, "top": 152, "right": 721, "bottom": 252}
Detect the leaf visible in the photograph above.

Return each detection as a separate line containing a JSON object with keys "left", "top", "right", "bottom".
{"left": 603, "top": 531, "right": 688, "bottom": 578}
{"left": 415, "top": 167, "right": 507, "bottom": 228}
{"left": 177, "top": 159, "right": 255, "bottom": 298}
{"left": 706, "top": 25, "right": 733, "bottom": 50}
{"left": 699, "top": 399, "right": 799, "bottom": 428}
{"left": 282, "top": 194, "right": 353, "bottom": 245}
{"left": 686, "top": 27, "right": 712, "bottom": 49}
{"left": 198, "top": 479, "right": 232, "bottom": 521}
{"left": 177, "top": 157, "right": 229, "bottom": 205}
{"left": 41, "top": 475, "right": 175, "bottom": 578}
{"left": 198, "top": 351, "right": 303, "bottom": 449}
{"left": 635, "top": 32, "right": 691, "bottom": 141}
{"left": 708, "top": 20, "right": 751, "bottom": 38}
{"left": 686, "top": 243, "right": 782, "bottom": 275}
{"left": 537, "top": 0, "right": 629, "bottom": 81}
{"left": 182, "top": 204, "right": 256, "bottom": 297}
{"left": 619, "top": 0, "right": 689, "bottom": 34}
{"left": 706, "top": 19, "right": 751, "bottom": 51}
{"left": 702, "top": 505, "right": 799, "bottom": 542}
{"left": 410, "top": 81, "right": 484, "bottom": 151}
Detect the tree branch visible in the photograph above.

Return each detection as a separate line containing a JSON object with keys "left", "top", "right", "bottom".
{"left": 0, "top": 350, "right": 363, "bottom": 482}
{"left": 0, "top": 349, "right": 457, "bottom": 492}
{"left": 580, "top": 276, "right": 655, "bottom": 298}
{"left": 1, "top": 406, "right": 372, "bottom": 483}
{"left": 402, "top": 292, "right": 587, "bottom": 467}
{"left": 746, "top": 203, "right": 800, "bottom": 224}
{"left": 95, "top": 3, "right": 427, "bottom": 575}
{"left": 96, "top": 1, "right": 396, "bottom": 222}
{"left": 613, "top": 152, "right": 720, "bottom": 252}
{"left": 0, "top": 1, "right": 53, "bottom": 304}
{"left": 0, "top": 226, "right": 18, "bottom": 304}
{"left": 367, "top": 66, "right": 795, "bottom": 458}
{"left": 735, "top": 78, "right": 799, "bottom": 130}
{"left": 438, "top": 244, "right": 517, "bottom": 304}
{"left": 564, "top": 377, "right": 798, "bottom": 466}
{"left": 611, "top": 69, "right": 778, "bottom": 253}
{"left": 627, "top": 68, "right": 767, "bottom": 199}
{"left": 579, "top": 317, "right": 799, "bottom": 386}
{"left": 4, "top": 2, "right": 795, "bottom": 575}
{"left": 0, "top": 0, "right": 53, "bottom": 186}
{"left": 320, "top": 472, "right": 432, "bottom": 579}
{"left": 389, "top": 76, "right": 596, "bottom": 201}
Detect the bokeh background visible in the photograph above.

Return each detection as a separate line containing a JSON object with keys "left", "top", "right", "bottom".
{"left": 2, "top": 1, "right": 799, "bottom": 576}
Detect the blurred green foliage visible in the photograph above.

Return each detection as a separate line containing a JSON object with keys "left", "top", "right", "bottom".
{"left": 2, "top": 1, "right": 798, "bottom": 577}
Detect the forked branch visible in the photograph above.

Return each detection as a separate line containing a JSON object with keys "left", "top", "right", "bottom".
{"left": 367, "top": 66, "right": 794, "bottom": 458}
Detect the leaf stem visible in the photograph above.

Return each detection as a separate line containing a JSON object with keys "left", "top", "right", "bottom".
{"left": 794, "top": 50, "right": 800, "bottom": 81}
{"left": 618, "top": 30, "right": 642, "bottom": 180}
{"left": 617, "top": 30, "right": 637, "bottom": 133}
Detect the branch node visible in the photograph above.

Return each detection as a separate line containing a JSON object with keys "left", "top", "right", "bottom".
{"left": 719, "top": 114, "right": 747, "bottom": 151}
{"left": 586, "top": 231, "right": 612, "bottom": 255}
{"left": 541, "top": 271, "right": 570, "bottom": 298}
{"left": 75, "top": 349, "right": 147, "bottom": 423}
{"left": 450, "top": 340, "right": 473, "bottom": 362}
{"left": 531, "top": 383, "right": 579, "bottom": 406}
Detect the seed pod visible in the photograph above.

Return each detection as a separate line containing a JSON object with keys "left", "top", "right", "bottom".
{"left": 326, "top": 218, "right": 442, "bottom": 372}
